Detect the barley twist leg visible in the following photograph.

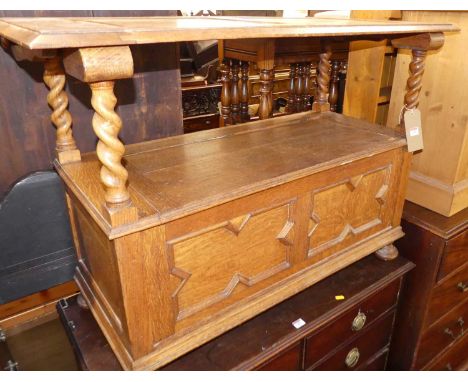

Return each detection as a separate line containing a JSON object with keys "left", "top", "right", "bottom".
{"left": 90, "top": 81, "right": 130, "bottom": 207}
{"left": 44, "top": 57, "right": 80, "bottom": 163}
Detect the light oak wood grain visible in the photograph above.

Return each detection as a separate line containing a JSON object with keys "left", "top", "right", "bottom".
{"left": 387, "top": 11, "right": 467, "bottom": 216}
{"left": 0, "top": 16, "right": 458, "bottom": 49}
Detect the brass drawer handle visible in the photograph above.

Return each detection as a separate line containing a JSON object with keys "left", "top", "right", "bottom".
{"left": 444, "top": 317, "right": 465, "bottom": 340}
{"left": 457, "top": 282, "right": 468, "bottom": 293}
{"left": 351, "top": 311, "right": 367, "bottom": 332}
{"left": 345, "top": 347, "right": 360, "bottom": 368}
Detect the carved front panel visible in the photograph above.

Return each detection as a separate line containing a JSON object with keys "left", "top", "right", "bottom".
{"left": 308, "top": 166, "right": 391, "bottom": 260}
{"left": 168, "top": 203, "right": 294, "bottom": 321}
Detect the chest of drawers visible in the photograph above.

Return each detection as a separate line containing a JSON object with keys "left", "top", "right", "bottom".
{"left": 58, "top": 256, "right": 413, "bottom": 370}
{"left": 388, "top": 202, "right": 468, "bottom": 370}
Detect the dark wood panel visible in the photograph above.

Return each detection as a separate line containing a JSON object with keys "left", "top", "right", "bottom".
{"left": 388, "top": 218, "right": 446, "bottom": 370}
{"left": 0, "top": 10, "right": 182, "bottom": 198}
{"left": 427, "top": 265, "right": 468, "bottom": 326}
{"left": 303, "top": 278, "right": 399, "bottom": 368}
{"left": 425, "top": 335, "right": 468, "bottom": 371}
{"left": 310, "top": 312, "right": 394, "bottom": 370}
{"left": 437, "top": 230, "right": 468, "bottom": 281}
{"left": 359, "top": 350, "right": 389, "bottom": 371}
{"left": 416, "top": 300, "right": 468, "bottom": 369}
{"left": 255, "top": 343, "right": 303, "bottom": 371}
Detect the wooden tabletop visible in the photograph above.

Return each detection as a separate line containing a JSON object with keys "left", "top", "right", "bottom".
{"left": 0, "top": 16, "right": 459, "bottom": 49}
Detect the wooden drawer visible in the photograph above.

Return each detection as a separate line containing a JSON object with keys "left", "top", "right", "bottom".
{"left": 310, "top": 312, "right": 395, "bottom": 370}
{"left": 417, "top": 300, "right": 468, "bottom": 369}
{"left": 183, "top": 114, "right": 219, "bottom": 134}
{"left": 256, "top": 343, "right": 303, "bottom": 371}
{"left": 424, "top": 336, "right": 468, "bottom": 371}
{"left": 303, "top": 279, "right": 400, "bottom": 369}
{"left": 426, "top": 264, "right": 468, "bottom": 326}
{"left": 359, "top": 350, "right": 388, "bottom": 370}
{"left": 437, "top": 230, "right": 468, "bottom": 282}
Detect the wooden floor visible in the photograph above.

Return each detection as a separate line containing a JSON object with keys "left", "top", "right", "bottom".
{"left": 7, "top": 318, "right": 77, "bottom": 371}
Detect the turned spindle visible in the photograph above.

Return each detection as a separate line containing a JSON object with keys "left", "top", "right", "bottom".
{"left": 220, "top": 59, "right": 232, "bottom": 126}
{"left": 268, "top": 69, "right": 275, "bottom": 117}
{"left": 287, "top": 63, "right": 296, "bottom": 114}
{"left": 259, "top": 69, "right": 271, "bottom": 120}
{"left": 63, "top": 46, "right": 138, "bottom": 225}
{"left": 294, "top": 63, "right": 304, "bottom": 112}
{"left": 391, "top": 32, "right": 445, "bottom": 127}
{"left": 43, "top": 56, "right": 81, "bottom": 164}
{"left": 240, "top": 61, "right": 250, "bottom": 122}
{"left": 312, "top": 43, "right": 332, "bottom": 112}
{"left": 328, "top": 60, "right": 340, "bottom": 112}
{"left": 230, "top": 59, "right": 241, "bottom": 124}
{"left": 405, "top": 50, "right": 427, "bottom": 110}
{"left": 302, "top": 63, "right": 312, "bottom": 111}
{"left": 90, "top": 81, "right": 130, "bottom": 207}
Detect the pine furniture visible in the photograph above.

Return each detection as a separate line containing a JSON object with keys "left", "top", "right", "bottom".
{"left": 388, "top": 11, "right": 468, "bottom": 217}
{"left": 0, "top": 16, "right": 457, "bottom": 370}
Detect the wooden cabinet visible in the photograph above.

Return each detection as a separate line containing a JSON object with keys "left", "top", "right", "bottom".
{"left": 388, "top": 11, "right": 468, "bottom": 217}
{"left": 388, "top": 202, "right": 468, "bottom": 370}
{"left": 57, "top": 256, "right": 413, "bottom": 370}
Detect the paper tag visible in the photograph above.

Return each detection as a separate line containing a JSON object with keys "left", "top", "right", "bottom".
{"left": 404, "top": 109, "right": 424, "bottom": 152}
{"left": 292, "top": 318, "right": 306, "bottom": 329}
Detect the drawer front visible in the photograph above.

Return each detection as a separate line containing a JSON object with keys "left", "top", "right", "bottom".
{"left": 424, "top": 335, "right": 468, "bottom": 371}
{"left": 310, "top": 312, "right": 395, "bottom": 370}
{"left": 437, "top": 230, "right": 468, "bottom": 282}
{"left": 417, "top": 300, "right": 468, "bottom": 369}
{"left": 359, "top": 350, "right": 388, "bottom": 371}
{"left": 183, "top": 114, "right": 219, "bottom": 134}
{"left": 427, "top": 264, "right": 468, "bottom": 326}
{"left": 304, "top": 279, "right": 400, "bottom": 369}
{"left": 256, "top": 343, "right": 303, "bottom": 371}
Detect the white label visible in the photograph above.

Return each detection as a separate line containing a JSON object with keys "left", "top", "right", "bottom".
{"left": 292, "top": 318, "right": 306, "bottom": 329}
{"left": 409, "top": 127, "right": 420, "bottom": 137}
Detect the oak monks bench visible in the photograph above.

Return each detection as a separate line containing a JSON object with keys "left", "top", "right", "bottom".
{"left": 0, "top": 16, "right": 457, "bottom": 370}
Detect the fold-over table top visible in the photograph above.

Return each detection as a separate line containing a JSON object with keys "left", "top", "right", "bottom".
{"left": 0, "top": 16, "right": 458, "bottom": 49}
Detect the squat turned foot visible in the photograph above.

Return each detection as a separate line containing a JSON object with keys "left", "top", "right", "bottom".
{"left": 375, "top": 244, "right": 399, "bottom": 261}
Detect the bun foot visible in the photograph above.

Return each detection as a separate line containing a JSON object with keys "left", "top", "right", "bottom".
{"left": 375, "top": 244, "right": 399, "bottom": 261}
{"left": 77, "top": 294, "right": 89, "bottom": 310}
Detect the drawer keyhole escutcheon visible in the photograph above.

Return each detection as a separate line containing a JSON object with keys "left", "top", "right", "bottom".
{"left": 351, "top": 311, "right": 367, "bottom": 331}
{"left": 457, "top": 282, "right": 468, "bottom": 293}
{"left": 345, "top": 347, "right": 360, "bottom": 368}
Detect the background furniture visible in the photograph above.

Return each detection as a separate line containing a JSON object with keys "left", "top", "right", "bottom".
{"left": 0, "top": 172, "right": 76, "bottom": 305}
{"left": 343, "top": 10, "right": 400, "bottom": 126}
{"left": 388, "top": 201, "right": 468, "bottom": 370}
{"left": 58, "top": 256, "right": 413, "bottom": 371}
{"left": 388, "top": 11, "right": 468, "bottom": 217}
{"left": 219, "top": 37, "right": 349, "bottom": 125}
